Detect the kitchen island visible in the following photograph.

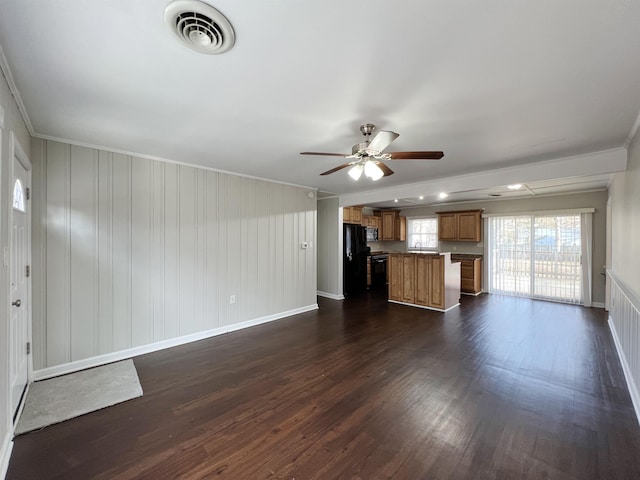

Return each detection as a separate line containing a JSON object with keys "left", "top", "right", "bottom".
{"left": 388, "top": 252, "right": 461, "bottom": 312}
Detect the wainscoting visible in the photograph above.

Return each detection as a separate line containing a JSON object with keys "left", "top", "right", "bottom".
{"left": 608, "top": 271, "right": 640, "bottom": 423}
{"left": 30, "top": 139, "right": 317, "bottom": 371}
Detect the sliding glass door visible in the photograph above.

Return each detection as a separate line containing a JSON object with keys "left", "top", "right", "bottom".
{"left": 488, "top": 214, "right": 582, "bottom": 304}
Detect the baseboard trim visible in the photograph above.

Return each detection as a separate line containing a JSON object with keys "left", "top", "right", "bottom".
{"left": 608, "top": 316, "right": 640, "bottom": 426}
{"left": 1, "top": 429, "right": 13, "bottom": 480}
{"left": 388, "top": 300, "right": 460, "bottom": 313}
{"left": 317, "top": 291, "right": 345, "bottom": 300}
{"left": 33, "top": 304, "right": 319, "bottom": 381}
{"left": 461, "top": 291, "right": 482, "bottom": 297}
{"left": 592, "top": 302, "right": 605, "bottom": 308}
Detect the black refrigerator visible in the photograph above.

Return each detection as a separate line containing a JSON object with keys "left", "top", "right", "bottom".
{"left": 344, "top": 224, "right": 369, "bottom": 297}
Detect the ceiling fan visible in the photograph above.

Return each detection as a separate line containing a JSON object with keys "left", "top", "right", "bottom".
{"left": 301, "top": 123, "right": 443, "bottom": 181}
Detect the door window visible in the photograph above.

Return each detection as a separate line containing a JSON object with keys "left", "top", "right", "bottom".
{"left": 13, "top": 178, "right": 25, "bottom": 212}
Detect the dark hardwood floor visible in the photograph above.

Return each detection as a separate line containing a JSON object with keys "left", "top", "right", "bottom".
{"left": 8, "top": 293, "right": 640, "bottom": 479}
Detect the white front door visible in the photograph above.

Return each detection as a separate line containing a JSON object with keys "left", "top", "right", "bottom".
{"left": 10, "top": 144, "right": 30, "bottom": 419}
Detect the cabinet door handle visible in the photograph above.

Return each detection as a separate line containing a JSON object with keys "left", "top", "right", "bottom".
{"left": 12, "top": 299, "right": 21, "bottom": 307}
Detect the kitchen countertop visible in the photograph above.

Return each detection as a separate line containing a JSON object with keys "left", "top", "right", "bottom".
{"left": 371, "top": 251, "right": 483, "bottom": 258}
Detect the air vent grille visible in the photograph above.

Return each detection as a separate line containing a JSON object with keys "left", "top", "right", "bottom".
{"left": 164, "top": 0, "right": 235, "bottom": 54}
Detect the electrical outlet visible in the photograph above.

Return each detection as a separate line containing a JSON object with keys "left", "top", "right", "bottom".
{"left": 230, "top": 295, "right": 236, "bottom": 304}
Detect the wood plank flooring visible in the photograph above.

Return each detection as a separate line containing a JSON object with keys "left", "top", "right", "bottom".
{"left": 8, "top": 294, "right": 640, "bottom": 479}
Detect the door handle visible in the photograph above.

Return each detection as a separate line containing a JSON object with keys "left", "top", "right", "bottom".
{"left": 12, "top": 299, "right": 21, "bottom": 307}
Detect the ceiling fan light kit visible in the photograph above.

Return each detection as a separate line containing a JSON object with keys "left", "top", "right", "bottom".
{"left": 301, "top": 123, "right": 444, "bottom": 181}
{"left": 348, "top": 163, "right": 364, "bottom": 181}
{"left": 363, "top": 160, "right": 384, "bottom": 181}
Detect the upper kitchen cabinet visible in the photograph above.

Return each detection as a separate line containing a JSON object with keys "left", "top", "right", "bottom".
{"left": 436, "top": 209, "right": 483, "bottom": 242}
{"left": 381, "top": 210, "right": 406, "bottom": 241}
{"left": 361, "top": 215, "right": 381, "bottom": 230}
{"left": 343, "top": 206, "right": 363, "bottom": 224}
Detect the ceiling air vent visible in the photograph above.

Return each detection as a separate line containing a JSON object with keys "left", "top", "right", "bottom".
{"left": 164, "top": 0, "right": 235, "bottom": 54}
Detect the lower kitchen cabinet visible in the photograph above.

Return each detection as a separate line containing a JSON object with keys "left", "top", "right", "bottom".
{"left": 452, "top": 256, "right": 482, "bottom": 295}
{"left": 389, "top": 254, "right": 403, "bottom": 301}
{"left": 402, "top": 254, "right": 415, "bottom": 303}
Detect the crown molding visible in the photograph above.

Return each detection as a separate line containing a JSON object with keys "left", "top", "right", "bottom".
{"left": 34, "top": 133, "right": 319, "bottom": 193}
{"left": 626, "top": 107, "right": 640, "bottom": 148}
{"left": 0, "top": 41, "right": 34, "bottom": 135}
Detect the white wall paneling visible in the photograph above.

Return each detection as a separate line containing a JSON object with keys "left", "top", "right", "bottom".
{"left": 316, "top": 198, "right": 342, "bottom": 298}
{"left": 45, "top": 141, "right": 71, "bottom": 366}
{"left": 608, "top": 272, "right": 640, "bottom": 424}
{"left": 607, "top": 117, "right": 640, "bottom": 425}
{"left": 32, "top": 139, "right": 318, "bottom": 371}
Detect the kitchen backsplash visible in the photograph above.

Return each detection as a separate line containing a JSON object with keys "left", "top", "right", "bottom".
{"left": 367, "top": 240, "right": 484, "bottom": 255}
{"left": 367, "top": 241, "right": 407, "bottom": 252}
{"left": 439, "top": 241, "right": 484, "bottom": 255}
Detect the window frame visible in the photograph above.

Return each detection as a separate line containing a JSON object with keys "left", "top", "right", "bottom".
{"left": 406, "top": 216, "right": 439, "bottom": 251}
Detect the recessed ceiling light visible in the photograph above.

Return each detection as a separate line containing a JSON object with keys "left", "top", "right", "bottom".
{"left": 438, "top": 192, "right": 448, "bottom": 199}
{"left": 394, "top": 199, "right": 398, "bottom": 203}
{"left": 508, "top": 184, "right": 523, "bottom": 190}
{"left": 419, "top": 195, "right": 424, "bottom": 200}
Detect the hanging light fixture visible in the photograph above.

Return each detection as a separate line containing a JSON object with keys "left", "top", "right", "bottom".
{"left": 363, "top": 160, "right": 384, "bottom": 181}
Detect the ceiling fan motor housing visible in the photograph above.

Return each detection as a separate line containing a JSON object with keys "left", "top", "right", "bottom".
{"left": 360, "top": 123, "right": 376, "bottom": 137}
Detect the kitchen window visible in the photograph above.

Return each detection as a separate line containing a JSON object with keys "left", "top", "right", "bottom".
{"left": 407, "top": 217, "right": 438, "bottom": 251}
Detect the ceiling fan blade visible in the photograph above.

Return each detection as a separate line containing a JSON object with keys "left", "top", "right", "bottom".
{"left": 375, "top": 161, "right": 394, "bottom": 177}
{"left": 300, "top": 152, "right": 349, "bottom": 157}
{"left": 320, "top": 162, "right": 354, "bottom": 176}
{"left": 388, "top": 151, "right": 444, "bottom": 160}
{"left": 367, "top": 130, "right": 399, "bottom": 153}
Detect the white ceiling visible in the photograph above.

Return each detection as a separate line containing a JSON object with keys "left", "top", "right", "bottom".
{"left": 1, "top": 0, "right": 639, "bottom": 199}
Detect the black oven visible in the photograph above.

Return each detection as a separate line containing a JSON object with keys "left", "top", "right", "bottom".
{"left": 370, "top": 254, "right": 387, "bottom": 289}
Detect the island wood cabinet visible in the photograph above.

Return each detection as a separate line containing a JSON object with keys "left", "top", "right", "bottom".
{"left": 436, "top": 209, "right": 483, "bottom": 242}
{"left": 388, "top": 254, "right": 415, "bottom": 303}
{"left": 388, "top": 253, "right": 460, "bottom": 311}
{"left": 389, "top": 254, "right": 403, "bottom": 301}
{"left": 381, "top": 210, "right": 406, "bottom": 241}
{"left": 343, "top": 206, "right": 363, "bottom": 224}
{"left": 415, "top": 254, "right": 445, "bottom": 308}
